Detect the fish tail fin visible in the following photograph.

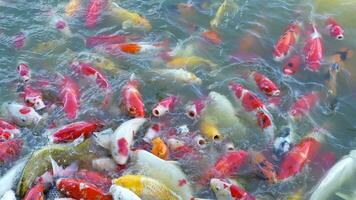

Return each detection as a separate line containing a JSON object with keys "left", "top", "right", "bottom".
{"left": 336, "top": 192, "right": 353, "bottom": 200}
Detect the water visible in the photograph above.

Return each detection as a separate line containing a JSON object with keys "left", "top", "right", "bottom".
{"left": 1, "top": 0, "right": 356, "bottom": 199}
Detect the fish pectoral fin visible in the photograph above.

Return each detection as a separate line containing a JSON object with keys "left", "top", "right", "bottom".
{"left": 335, "top": 192, "right": 354, "bottom": 200}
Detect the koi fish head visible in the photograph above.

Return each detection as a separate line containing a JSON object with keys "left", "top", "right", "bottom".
{"left": 17, "top": 63, "right": 31, "bottom": 82}
{"left": 23, "top": 86, "right": 45, "bottom": 110}
{"left": 228, "top": 82, "right": 244, "bottom": 98}
{"left": 330, "top": 25, "right": 344, "bottom": 40}
{"left": 283, "top": 54, "right": 301, "bottom": 75}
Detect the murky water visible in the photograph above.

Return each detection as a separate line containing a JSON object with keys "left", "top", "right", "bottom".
{"left": 1, "top": 0, "right": 356, "bottom": 199}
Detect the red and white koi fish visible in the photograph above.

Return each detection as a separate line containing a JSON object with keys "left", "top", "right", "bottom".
{"left": 1, "top": 102, "right": 42, "bottom": 126}
{"left": 229, "top": 82, "right": 274, "bottom": 139}
{"left": 120, "top": 75, "right": 145, "bottom": 118}
{"left": 0, "top": 138, "right": 23, "bottom": 164}
{"left": 56, "top": 178, "right": 112, "bottom": 200}
{"left": 85, "top": 0, "right": 108, "bottom": 28}
{"left": 86, "top": 34, "right": 135, "bottom": 47}
{"left": 23, "top": 183, "right": 44, "bottom": 200}
{"left": 71, "top": 61, "right": 112, "bottom": 107}
{"left": 283, "top": 54, "right": 302, "bottom": 76}
{"left": 17, "top": 63, "right": 31, "bottom": 82}
{"left": 273, "top": 21, "right": 301, "bottom": 61}
{"left": 200, "top": 150, "right": 248, "bottom": 184}
{"left": 202, "top": 29, "right": 222, "bottom": 45}
{"left": 249, "top": 71, "right": 280, "bottom": 96}
{"left": 20, "top": 86, "right": 46, "bottom": 111}
{"left": 104, "top": 42, "right": 166, "bottom": 55}
{"left": 152, "top": 96, "right": 179, "bottom": 117}
{"left": 185, "top": 98, "right": 205, "bottom": 119}
{"left": 289, "top": 91, "right": 320, "bottom": 120}
{"left": 277, "top": 131, "right": 323, "bottom": 180}
{"left": 74, "top": 170, "right": 112, "bottom": 193}
{"left": 304, "top": 24, "right": 324, "bottom": 72}
{"left": 60, "top": 76, "right": 80, "bottom": 119}
{"left": 13, "top": 32, "right": 26, "bottom": 50}
{"left": 0, "top": 119, "right": 20, "bottom": 141}
{"left": 143, "top": 123, "right": 161, "bottom": 143}
{"left": 49, "top": 14, "right": 72, "bottom": 37}
{"left": 325, "top": 17, "right": 344, "bottom": 40}
{"left": 112, "top": 118, "right": 147, "bottom": 165}
{"left": 49, "top": 121, "right": 103, "bottom": 143}
{"left": 210, "top": 178, "right": 256, "bottom": 200}
{"left": 167, "top": 138, "right": 201, "bottom": 160}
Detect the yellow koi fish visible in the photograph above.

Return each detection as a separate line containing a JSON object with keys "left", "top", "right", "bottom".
{"left": 113, "top": 175, "right": 182, "bottom": 200}
{"left": 110, "top": 2, "right": 152, "bottom": 32}
{"left": 210, "top": 0, "right": 239, "bottom": 30}
{"left": 167, "top": 56, "right": 217, "bottom": 70}
{"left": 65, "top": 0, "right": 81, "bottom": 17}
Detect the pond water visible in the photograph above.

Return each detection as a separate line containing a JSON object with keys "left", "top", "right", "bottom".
{"left": 1, "top": 0, "right": 356, "bottom": 199}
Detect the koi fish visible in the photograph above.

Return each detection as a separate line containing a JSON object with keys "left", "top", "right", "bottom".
{"left": 167, "top": 56, "right": 217, "bottom": 70}
{"left": 86, "top": 34, "right": 128, "bottom": 47}
{"left": 109, "top": 118, "right": 147, "bottom": 165}
{"left": 120, "top": 75, "right": 145, "bottom": 118}
{"left": 85, "top": 53, "right": 120, "bottom": 73}
{"left": 13, "top": 32, "right": 26, "bottom": 50}
{"left": 21, "top": 86, "right": 46, "bottom": 111}
{"left": 23, "top": 183, "right": 44, "bottom": 200}
{"left": 131, "top": 150, "right": 193, "bottom": 199}
{"left": 110, "top": 2, "right": 152, "bottom": 32}
{"left": 250, "top": 151, "right": 277, "bottom": 183}
{"left": 17, "top": 63, "right": 31, "bottom": 82}
{"left": 85, "top": 0, "right": 108, "bottom": 28}
{"left": 0, "top": 138, "right": 23, "bottom": 164}
{"left": 273, "top": 126, "right": 295, "bottom": 158}
{"left": 73, "top": 170, "right": 112, "bottom": 192}
{"left": 283, "top": 54, "right": 302, "bottom": 76}
{"left": 1, "top": 102, "right": 42, "bottom": 126}
{"left": 1, "top": 190, "right": 16, "bottom": 200}
{"left": 109, "top": 185, "right": 142, "bottom": 200}
{"left": 143, "top": 123, "right": 161, "bottom": 143}
{"left": 185, "top": 98, "right": 205, "bottom": 119}
{"left": 56, "top": 178, "right": 112, "bottom": 200}
{"left": 289, "top": 91, "right": 320, "bottom": 120}
{"left": 200, "top": 150, "right": 248, "bottom": 184}
{"left": 156, "top": 69, "right": 202, "bottom": 85}
{"left": 229, "top": 82, "right": 274, "bottom": 139}
{"left": 210, "top": 0, "right": 239, "bottom": 30}
{"left": 273, "top": 22, "right": 301, "bottom": 61}
{"left": 202, "top": 29, "right": 222, "bottom": 45}
{"left": 49, "top": 14, "right": 72, "bottom": 37}
{"left": 0, "top": 159, "right": 27, "bottom": 197}
{"left": 105, "top": 42, "right": 164, "bottom": 55}
{"left": 210, "top": 179, "right": 255, "bottom": 200}
{"left": 0, "top": 119, "right": 20, "bottom": 136}
{"left": 277, "top": 131, "right": 323, "bottom": 180}
{"left": 71, "top": 61, "right": 112, "bottom": 106}
{"left": 113, "top": 175, "right": 181, "bottom": 200}
{"left": 199, "top": 120, "right": 222, "bottom": 141}
{"left": 167, "top": 138, "right": 201, "bottom": 160}
{"left": 326, "top": 48, "right": 353, "bottom": 69}
{"left": 310, "top": 150, "right": 356, "bottom": 200}
{"left": 151, "top": 137, "right": 169, "bottom": 160}
{"left": 304, "top": 24, "right": 324, "bottom": 72}
{"left": 152, "top": 96, "right": 179, "bottom": 117}
{"left": 326, "top": 17, "right": 344, "bottom": 40}
{"left": 60, "top": 76, "right": 80, "bottom": 120}
{"left": 49, "top": 121, "right": 103, "bottom": 143}
{"left": 65, "top": 0, "right": 81, "bottom": 17}
{"left": 250, "top": 71, "right": 280, "bottom": 96}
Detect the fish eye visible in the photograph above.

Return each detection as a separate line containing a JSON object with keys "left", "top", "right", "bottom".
{"left": 188, "top": 111, "right": 196, "bottom": 118}
{"left": 128, "top": 106, "right": 136, "bottom": 114}
{"left": 287, "top": 63, "right": 293, "bottom": 67}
